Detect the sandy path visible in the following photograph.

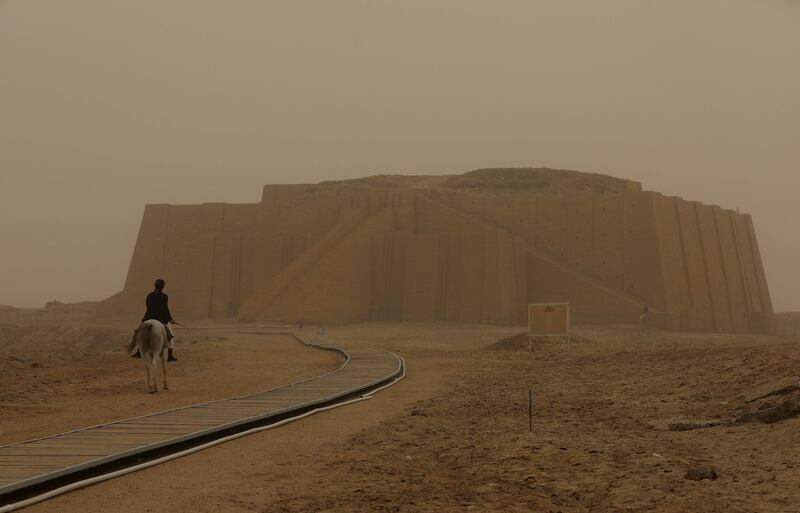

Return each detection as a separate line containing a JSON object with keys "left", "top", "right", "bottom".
{"left": 0, "top": 326, "right": 340, "bottom": 446}
{"left": 8, "top": 323, "right": 800, "bottom": 512}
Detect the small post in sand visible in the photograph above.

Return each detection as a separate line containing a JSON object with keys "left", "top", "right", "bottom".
{"left": 528, "top": 387, "right": 533, "bottom": 432}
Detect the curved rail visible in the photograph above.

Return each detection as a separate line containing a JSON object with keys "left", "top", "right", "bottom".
{"left": 0, "top": 331, "right": 404, "bottom": 509}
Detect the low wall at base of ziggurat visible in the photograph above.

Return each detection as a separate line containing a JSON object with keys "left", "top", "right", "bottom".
{"left": 99, "top": 169, "right": 774, "bottom": 333}
{"left": 774, "top": 314, "right": 800, "bottom": 337}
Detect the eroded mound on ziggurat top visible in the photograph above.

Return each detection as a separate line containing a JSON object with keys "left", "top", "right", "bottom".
{"left": 99, "top": 168, "right": 773, "bottom": 334}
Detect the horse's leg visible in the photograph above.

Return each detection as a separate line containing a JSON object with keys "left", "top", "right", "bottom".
{"left": 161, "top": 345, "right": 169, "bottom": 391}
{"left": 145, "top": 356, "right": 153, "bottom": 393}
{"left": 148, "top": 353, "right": 158, "bottom": 393}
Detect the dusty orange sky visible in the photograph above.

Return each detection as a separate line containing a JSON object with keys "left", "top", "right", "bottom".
{"left": 1, "top": 1, "right": 798, "bottom": 311}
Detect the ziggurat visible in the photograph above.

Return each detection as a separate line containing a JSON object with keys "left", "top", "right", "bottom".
{"left": 101, "top": 169, "right": 774, "bottom": 333}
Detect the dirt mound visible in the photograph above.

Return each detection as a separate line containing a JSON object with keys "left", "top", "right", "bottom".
{"left": 0, "top": 302, "right": 98, "bottom": 323}
{"left": 0, "top": 324, "right": 129, "bottom": 354}
{"left": 0, "top": 306, "right": 37, "bottom": 323}
{"left": 483, "top": 331, "right": 591, "bottom": 351}
{"left": 647, "top": 418, "right": 725, "bottom": 431}
{"left": 439, "top": 168, "right": 637, "bottom": 196}
{"left": 484, "top": 331, "right": 531, "bottom": 351}
{"left": 650, "top": 376, "right": 800, "bottom": 430}
{"left": 736, "top": 376, "right": 800, "bottom": 424}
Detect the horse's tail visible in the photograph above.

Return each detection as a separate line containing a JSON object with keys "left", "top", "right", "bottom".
{"left": 127, "top": 323, "right": 146, "bottom": 355}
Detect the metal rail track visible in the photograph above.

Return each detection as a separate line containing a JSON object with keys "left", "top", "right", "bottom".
{"left": 0, "top": 331, "right": 404, "bottom": 509}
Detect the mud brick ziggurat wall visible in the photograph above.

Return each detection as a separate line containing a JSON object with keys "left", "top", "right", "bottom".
{"left": 100, "top": 169, "right": 774, "bottom": 333}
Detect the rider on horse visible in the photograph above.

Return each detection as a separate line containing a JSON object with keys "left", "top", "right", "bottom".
{"left": 132, "top": 279, "right": 178, "bottom": 362}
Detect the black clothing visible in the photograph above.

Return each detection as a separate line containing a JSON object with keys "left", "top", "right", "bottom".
{"left": 142, "top": 291, "right": 173, "bottom": 325}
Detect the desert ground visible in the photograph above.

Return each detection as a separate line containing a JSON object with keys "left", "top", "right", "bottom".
{"left": 0, "top": 323, "right": 340, "bottom": 445}
{"left": 2, "top": 321, "right": 800, "bottom": 512}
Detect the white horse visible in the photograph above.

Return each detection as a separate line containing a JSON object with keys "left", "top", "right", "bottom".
{"left": 127, "top": 320, "right": 169, "bottom": 393}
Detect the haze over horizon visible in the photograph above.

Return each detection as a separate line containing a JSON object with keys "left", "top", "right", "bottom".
{"left": 1, "top": 1, "right": 798, "bottom": 311}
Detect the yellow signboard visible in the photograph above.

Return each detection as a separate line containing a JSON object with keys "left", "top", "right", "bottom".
{"left": 528, "top": 303, "right": 570, "bottom": 350}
